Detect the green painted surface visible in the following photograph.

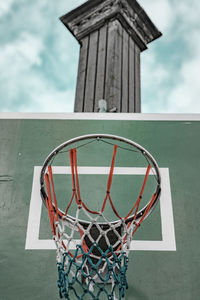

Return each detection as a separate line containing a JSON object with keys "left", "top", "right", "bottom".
{"left": 0, "top": 117, "right": 200, "bottom": 300}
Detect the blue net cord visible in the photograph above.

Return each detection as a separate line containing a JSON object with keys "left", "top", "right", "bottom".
{"left": 57, "top": 244, "right": 128, "bottom": 300}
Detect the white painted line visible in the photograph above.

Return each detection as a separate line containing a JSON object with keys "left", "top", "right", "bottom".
{"left": 159, "top": 169, "right": 176, "bottom": 251}
{"left": 0, "top": 112, "right": 200, "bottom": 121}
{"left": 25, "top": 167, "right": 176, "bottom": 251}
{"left": 130, "top": 169, "right": 176, "bottom": 251}
{"left": 25, "top": 167, "right": 43, "bottom": 250}
{"left": 51, "top": 166, "right": 156, "bottom": 175}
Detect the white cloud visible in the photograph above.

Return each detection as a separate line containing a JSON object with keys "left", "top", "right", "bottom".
{"left": 175, "top": 1, "right": 200, "bottom": 28}
{"left": 0, "top": 32, "right": 45, "bottom": 108}
{"left": 140, "top": 0, "right": 200, "bottom": 113}
{"left": 142, "top": 52, "right": 169, "bottom": 88}
{"left": 166, "top": 34, "right": 200, "bottom": 112}
{"left": 140, "top": 0, "right": 174, "bottom": 33}
{"left": 0, "top": 0, "right": 14, "bottom": 18}
{"left": 141, "top": 50, "right": 170, "bottom": 112}
{"left": 0, "top": 29, "right": 75, "bottom": 112}
{"left": 0, "top": 0, "right": 81, "bottom": 113}
{"left": 1, "top": 67, "right": 75, "bottom": 112}
{"left": 21, "top": 74, "right": 75, "bottom": 112}
{"left": 0, "top": 32, "right": 43, "bottom": 80}
{"left": 142, "top": 41, "right": 200, "bottom": 113}
{"left": 18, "top": 84, "right": 75, "bottom": 113}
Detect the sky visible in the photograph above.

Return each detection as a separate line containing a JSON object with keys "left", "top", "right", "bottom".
{"left": 0, "top": 0, "right": 200, "bottom": 113}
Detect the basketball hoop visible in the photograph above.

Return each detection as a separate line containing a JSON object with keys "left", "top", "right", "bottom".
{"left": 40, "top": 134, "right": 161, "bottom": 300}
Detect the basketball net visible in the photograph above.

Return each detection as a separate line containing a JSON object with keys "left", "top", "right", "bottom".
{"left": 44, "top": 145, "right": 159, "bottom": 300}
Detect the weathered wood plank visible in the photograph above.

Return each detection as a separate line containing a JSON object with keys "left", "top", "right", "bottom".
{"left": 121, "top": 30, "right": 129, "bottom": 112}
{"left": 84, "top": 31, "right": 99, "bottom": 112}
{"left": 94, "top": 25, "right": 108, "bottom": 112}
{"left": 134, "top": 44, "right": 141, "bottom": 112}
{"left": 105, "top": 20, "right": 122, "bottom": 112}
{"left": 74, "top": 36, "right": 89, "bottom": 112}
{"left": 128, "top": 37, "right": 135, "bottom": 112}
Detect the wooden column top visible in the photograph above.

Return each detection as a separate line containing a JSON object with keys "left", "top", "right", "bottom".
{"left": 60, "top": 0, "right": 162, "bottom": 51}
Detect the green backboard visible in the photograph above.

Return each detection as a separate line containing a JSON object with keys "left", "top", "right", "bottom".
{"left": 0, "top": 113, "right": 199, "bottom": 300}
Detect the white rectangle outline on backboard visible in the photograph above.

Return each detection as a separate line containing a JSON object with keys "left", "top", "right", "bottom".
{"left": 25, "top": 167, "right": 176, "bottom": 251}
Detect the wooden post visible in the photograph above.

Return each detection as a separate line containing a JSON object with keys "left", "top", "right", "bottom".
{"left": 60, "top": 0, "right": 161, "bottom": 112}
